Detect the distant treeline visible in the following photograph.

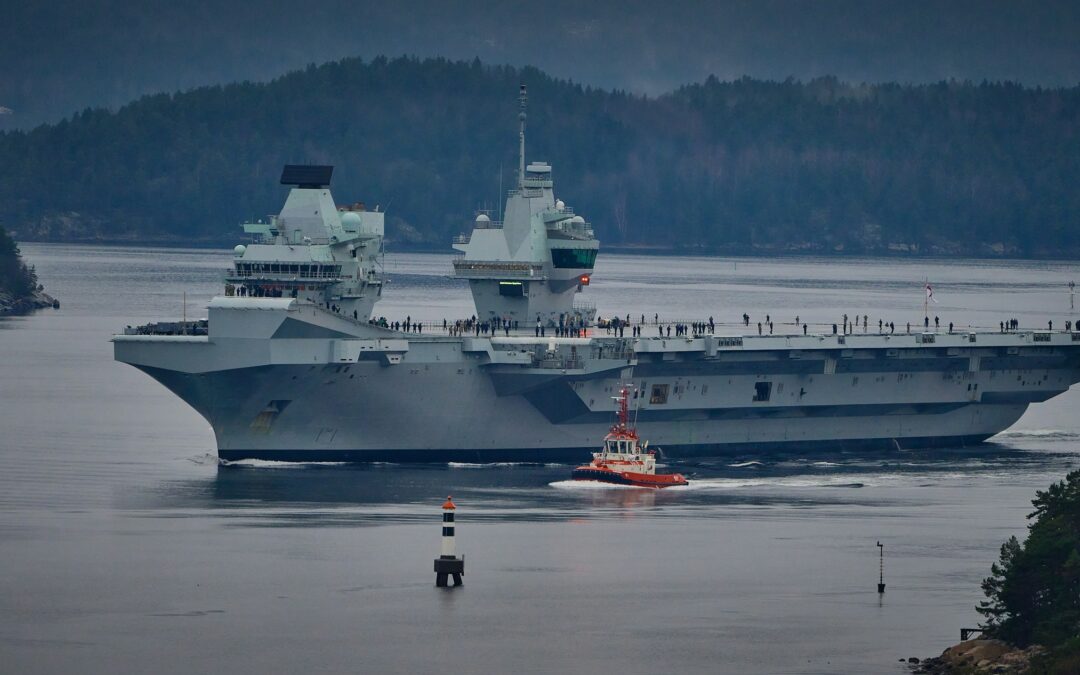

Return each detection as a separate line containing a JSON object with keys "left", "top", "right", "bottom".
{"left": 1, "top": 56, "right": 1078, "bottom": 256}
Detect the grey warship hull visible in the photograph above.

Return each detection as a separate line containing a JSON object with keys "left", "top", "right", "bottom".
{"left": 112, "top": 97, "right": 1080, "bottom": 462}
{"left": 114, "top": 300, "right": 1080, "bottom": 462}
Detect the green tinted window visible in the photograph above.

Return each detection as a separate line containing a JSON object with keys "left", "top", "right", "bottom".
{"left": 551, "top": 248, "right": 596, "bottom": 269}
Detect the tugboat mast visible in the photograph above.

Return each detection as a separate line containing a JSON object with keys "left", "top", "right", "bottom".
{"left": 613, "top": 387, "right": 632, "bottom": 435}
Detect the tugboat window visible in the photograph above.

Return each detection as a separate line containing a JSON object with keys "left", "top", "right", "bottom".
{"left": 753, "top": 381, "right": 772, "bottom": 402}
{"left": 650, "top": 384, "right": 669, "bottom": 404}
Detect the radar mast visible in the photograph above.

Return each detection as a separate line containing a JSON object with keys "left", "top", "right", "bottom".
{"left": 518, "top": 84, "right": 527, "bottom": 189}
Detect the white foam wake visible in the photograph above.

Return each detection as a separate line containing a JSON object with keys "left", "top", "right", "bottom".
{"left": 448, "top": 461, "right": 546, "bottom": 468}
{"left": 677, "top": 476, "right": 869, "bottom": 490}
{"left": 549, "top": 480, "right": 643, "bottom": 490}
{"left": 995, "top": 429, "right": 1078, "bottom": 439}
{"left": 218, "top": 458, "right": 349, "bottom": 468}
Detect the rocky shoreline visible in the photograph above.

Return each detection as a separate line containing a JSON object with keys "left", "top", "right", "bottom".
{"left": 907, "top": 639, "right": 1045, "bottom": 674}
{"left": 0, "top": 287, "right": 59, "bottom": 315}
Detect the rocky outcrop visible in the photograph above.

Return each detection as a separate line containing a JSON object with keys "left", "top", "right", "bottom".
{"left": 0, "top": 286, "right": 59, "bottom": 315}
{"left": 911, "top": 639, "right": 1045, "bottom": 674}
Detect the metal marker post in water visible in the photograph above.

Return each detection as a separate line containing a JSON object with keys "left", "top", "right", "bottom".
{"left": 434, "top": 496, "right": 464, "bottom": 587}
{"left": 877, "top": 541, "right": 886, "bottom": 593}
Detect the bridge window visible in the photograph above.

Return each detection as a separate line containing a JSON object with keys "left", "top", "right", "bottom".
{"left": 551, "top": 248, "right": 597, "bottom": 269}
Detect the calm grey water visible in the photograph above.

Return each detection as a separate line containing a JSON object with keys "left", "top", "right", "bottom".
{"left": 3, "top": 244, "right": 1080, "bottom": 674}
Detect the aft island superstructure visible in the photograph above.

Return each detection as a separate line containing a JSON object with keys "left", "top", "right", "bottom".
{"left": 113, "top": 88, "right": 1080, "bottom": 463}
{"left": 451, "top": 85, "right": 598, "bottom": 328}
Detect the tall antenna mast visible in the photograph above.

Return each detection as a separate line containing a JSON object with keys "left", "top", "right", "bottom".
{"left": 518, "top": 84, "right": 527, "bottom": 188}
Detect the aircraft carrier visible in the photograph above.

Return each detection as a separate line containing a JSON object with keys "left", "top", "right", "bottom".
{"left": 113, "top": 87, "right": 1080, "bottom": 463}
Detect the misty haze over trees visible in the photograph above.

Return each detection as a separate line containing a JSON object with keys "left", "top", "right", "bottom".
{"left": 2, "top": 1, "right": 1079, "bottom": 132}
{"left": 1, "top": 57, "right": 1078, "bottom": 256}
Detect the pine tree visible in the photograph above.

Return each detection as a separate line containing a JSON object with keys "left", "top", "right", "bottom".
{"left": 0, "top": 225, "right": 37, "bottom": 297}
{"left": 977, "top": 470, "right": 1080, "bottom": 647}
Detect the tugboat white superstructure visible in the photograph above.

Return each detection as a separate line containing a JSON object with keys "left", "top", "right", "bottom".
{"left": 113, "top": 87, "right": 1080, "bottom": 463}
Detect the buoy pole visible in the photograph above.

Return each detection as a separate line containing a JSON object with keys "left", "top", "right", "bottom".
{"left": 434, "top": 496, "right": 464, "bottom": 587}
{"left": 877, "top": 541, "right": 886, "bottom": 593}
{"left": 441, "top": 497, "right": 456, "bottom": 559}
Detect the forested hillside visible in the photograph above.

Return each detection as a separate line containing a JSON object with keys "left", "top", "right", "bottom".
{"left": 1, "top": 56, "right": 1078, "bottom": 256}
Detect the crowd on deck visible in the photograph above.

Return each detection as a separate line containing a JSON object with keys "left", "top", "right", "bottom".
{"left": 362, "top": 310, "right": 1079, "bottom": 339}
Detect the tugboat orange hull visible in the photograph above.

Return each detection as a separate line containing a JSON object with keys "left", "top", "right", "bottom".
{"left": 571, "top": 465, "right": 688, "bottom": 488}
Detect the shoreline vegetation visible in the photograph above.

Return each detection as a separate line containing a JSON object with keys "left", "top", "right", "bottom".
{"left": 913, "top": 470, "right": 1080, "bottom": 674}
{"left": 3, "top": 239, "right": 1067, "bottom": 261}
{"left": 1, "top": 56, "right": 1078, "bottom": 258}
{"left": 0, "top": 226, "right": 57, "bottom": 315}
{"left": 12, "top": 236, "right": 1080, "bottom": 263}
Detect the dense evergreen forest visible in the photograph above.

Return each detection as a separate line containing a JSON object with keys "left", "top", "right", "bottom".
{"left": 1, "top": 56, "right": 1078, "bottom": 256}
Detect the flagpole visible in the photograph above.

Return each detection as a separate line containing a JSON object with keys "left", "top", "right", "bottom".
{"left": 924, "top": 278, "right": 928, "bottom": 320}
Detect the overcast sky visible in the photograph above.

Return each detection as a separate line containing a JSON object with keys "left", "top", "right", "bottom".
{"left": 2, "top": 0, "right": 1078, "bottom": 130}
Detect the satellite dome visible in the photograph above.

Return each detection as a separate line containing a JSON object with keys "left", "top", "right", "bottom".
{"left": 233, "top": 244, "right": 246, "bottom": 257}
{"left": 341, "top": 211, "right": 362, "bottom": 227}
{"left": 555, "top": 199, "right": 565, "bottom": 211}
{"left": 475, "top": 213, "right": 491, "bottom": 223}
{"left": 571, "top": 215, "right": 586, "bottom": 224}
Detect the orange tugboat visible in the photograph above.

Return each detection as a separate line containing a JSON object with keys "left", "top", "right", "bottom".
{"left": 570, "top": 386, "right": 688, "bottom": 488}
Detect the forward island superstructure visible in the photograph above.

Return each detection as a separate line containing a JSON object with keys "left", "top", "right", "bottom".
{"left": 223, "top": 164, "right": 384, "bottom": 320}
{"left": 113, "top": 88, "right": 1080, "bottom": 463}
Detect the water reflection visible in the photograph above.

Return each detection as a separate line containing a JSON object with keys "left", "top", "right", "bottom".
{"left": 118, "top": 443, "right": 1079, "bottom": 528}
